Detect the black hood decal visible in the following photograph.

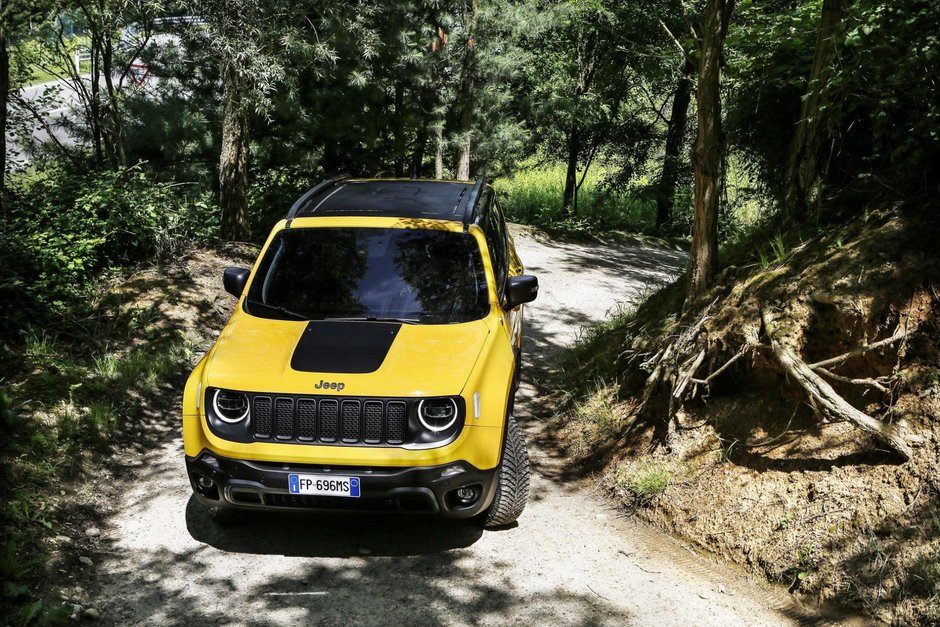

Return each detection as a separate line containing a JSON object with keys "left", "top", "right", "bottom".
{"left": 290, "top": 321, "right": 401, "bottom": 374}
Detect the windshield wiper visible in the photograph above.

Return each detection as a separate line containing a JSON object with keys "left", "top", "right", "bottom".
{"left": 322, "top": 316, "right": 421, "bottom": 325}
{"left": 244, "top": 299, "right": 307, "bottom": 321}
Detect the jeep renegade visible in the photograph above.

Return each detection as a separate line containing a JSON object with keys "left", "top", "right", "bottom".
{"left": 182, "top": 177, "right": 538, "bottom": 527}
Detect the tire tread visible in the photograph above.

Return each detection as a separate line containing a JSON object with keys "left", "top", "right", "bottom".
{"left": 482, "top": 414, "right": 530, "bottom": 528}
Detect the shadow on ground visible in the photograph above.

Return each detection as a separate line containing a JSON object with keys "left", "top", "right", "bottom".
{"left": 99, "top": 497, "right": 632, "bottom": 625}
{"left": 185, "top": 496, "right": 484, "bottom": 558}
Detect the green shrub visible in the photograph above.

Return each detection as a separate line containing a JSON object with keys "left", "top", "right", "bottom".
{"left": 0, "top": 161, "right": 216, "bottom": 338}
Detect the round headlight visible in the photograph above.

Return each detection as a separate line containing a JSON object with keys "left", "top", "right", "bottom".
{"left": 417, "top": 398, "right": 458, "bottom": 432}
{"left": 213, "top": 389, "right": 249, "bottom": 423}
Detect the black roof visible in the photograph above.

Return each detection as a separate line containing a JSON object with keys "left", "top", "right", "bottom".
{"left": 286, "top": 178, "right": 486, "bottom": 224}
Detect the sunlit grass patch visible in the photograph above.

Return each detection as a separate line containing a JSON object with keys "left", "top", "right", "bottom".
{"left": 614, "top": 461, "right": 671, "bottom": 504}
{"left": 494, "top": 161, "right": 656, "bottom": 234}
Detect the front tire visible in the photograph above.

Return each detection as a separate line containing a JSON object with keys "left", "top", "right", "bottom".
{"left": 481, "top": 414, "right": 530, "bottom": 528}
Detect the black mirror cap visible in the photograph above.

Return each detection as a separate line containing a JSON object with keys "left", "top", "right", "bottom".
{"left": 505, "top": 275, "right": 539, "bottom": 309}
{"left": 223, "top": 267, "right": 251, "bottom": 298}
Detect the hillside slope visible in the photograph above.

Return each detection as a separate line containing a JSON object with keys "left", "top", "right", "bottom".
{"left": 557, "top": 204, "right": 940, "bottom": 624}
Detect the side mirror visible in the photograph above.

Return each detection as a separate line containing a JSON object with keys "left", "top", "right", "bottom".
{"left": 504, "top": 275, "right": 539, "bottom": 309}
{"left": 223, "top": 267, "right": 250, "bottom": 298}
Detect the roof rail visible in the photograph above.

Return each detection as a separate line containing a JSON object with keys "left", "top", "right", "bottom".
{"left": 285, "top": 175, "right": 349, "bottom": 226}
{"left": 461, "top": 177, "right": 486, "bottom": 228}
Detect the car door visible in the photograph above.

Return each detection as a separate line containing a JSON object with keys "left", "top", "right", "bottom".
{"left": 481, "top": 191, "right": 523, "bottom": 353}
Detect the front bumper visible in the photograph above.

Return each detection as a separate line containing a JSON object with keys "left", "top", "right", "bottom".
{"left": 185, "top": 450, "right": 498, "bottom": 518}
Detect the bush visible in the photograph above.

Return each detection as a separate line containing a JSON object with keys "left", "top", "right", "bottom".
{"left": 0, "top": 161, "right": 216, "bottom": 338}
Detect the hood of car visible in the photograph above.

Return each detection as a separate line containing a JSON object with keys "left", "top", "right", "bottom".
{"left": 203, "top": 311, "right": 491, "bottom": 397}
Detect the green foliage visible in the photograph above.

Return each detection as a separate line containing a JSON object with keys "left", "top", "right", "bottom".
{"left": 829, "top": 0, "right": 940, "bottom": 190}
{"left": 494, "top": 162, "right": 657, "bottom": 233}
{"left": 248, "top": 164, "right": 319, "bottom": 235}
{"left": 756, "top": 232, "right": 789, "bottom": 269}
{"left": 726, "top": 0, "right": 821, "bottom": 197}
{"left": 0, "top": 539, "right": 70, "bottom": 626}
{"left": 615, "top": 461, "right": 671, "bottom": 503}
{"left": 0, "top": 162, "right": 216, "bottom": 336}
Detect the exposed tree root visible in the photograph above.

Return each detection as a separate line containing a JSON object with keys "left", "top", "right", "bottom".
{"left": 813, "top": 367, "right": 890, "bottom": 395}
{"left": 760, "top": 308, "right": 912, "bottom": 460}
{"left": 631, "top": 299, "right": 914, "bottom": 461}
{"left": 807, "top": 329, "right": 913, "bottom": 370}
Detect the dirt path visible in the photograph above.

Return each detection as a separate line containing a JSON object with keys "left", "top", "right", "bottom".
{"left": 94, "top": 231, "right": 836, "bottom": 626}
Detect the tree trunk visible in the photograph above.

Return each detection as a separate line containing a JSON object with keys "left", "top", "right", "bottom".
{"left": 688, "top": 0, "right": 734, "bottom": 301}
{"left": 412, "top": 124, "right": 427, "bottom": 178}
{"left": 0, "top": 33, "right": 8, "bottom": 219}
{"left": 220, "top": 61, "right": 250, "bottom": 242}
{"left": 88, "top": 34, "right": 106, "bottom": 168}
{"left": 434, "top": 124, "right": 444, "bottom": 179}
{"left": 782, "top": 0, "right": 851, "bottom": 223}
{"left": 562, "top": 124, "right": 580, "bottom": 216}
{"left": 656, "top": 57, "right": 695, "bottom": 229}
{"left": 455, "top": 0, "right": 477, "bottom": 180}
{"left": 393, "top": 82, "right": 405, "bottom": 177}
{"left": 102, "top": 35, "right": 127, "bottom": 167}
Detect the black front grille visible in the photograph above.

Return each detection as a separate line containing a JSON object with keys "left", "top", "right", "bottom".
{"left": 363, "top": 401, "right": 383, "bottom": 444}
{"left": 249, "top": 395, "right": 411, "bottom": 446}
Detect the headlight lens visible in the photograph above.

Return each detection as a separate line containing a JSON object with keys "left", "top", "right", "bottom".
{"left": 417, "top": 398, "right": 458, "bottom": 432}
{"left": 213, "top": 389, "right": 250, "bottom": 423}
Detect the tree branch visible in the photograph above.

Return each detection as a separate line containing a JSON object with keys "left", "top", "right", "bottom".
{"left": 658, "top": 18, "right": 687, "bottom": 57}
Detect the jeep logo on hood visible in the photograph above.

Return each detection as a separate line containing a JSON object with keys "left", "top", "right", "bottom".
{"left": 315, "top": 379, "right": 345, "bottom": 391}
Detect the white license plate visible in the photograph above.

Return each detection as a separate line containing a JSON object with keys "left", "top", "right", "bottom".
{"left": 288, "top": 474, "right": 360, "bottom": 498}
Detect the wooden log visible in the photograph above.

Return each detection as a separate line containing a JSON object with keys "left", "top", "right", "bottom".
{"left": 761, "top": 309, "right": 912, "bottom": 461}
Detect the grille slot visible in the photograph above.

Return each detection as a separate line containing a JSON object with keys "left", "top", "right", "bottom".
{"left": 319, "top": 400, "right": 338, "bottom": 442}
{"left": 363, "top": 401, "right": 383, "bottom": 444}
{"left": 296, "top": 399, "right": 317, "bottom": 441}
{"left": 386, "top": 401, "right": 406, "bottom": 444}
{"left": 275, "top": 398, "right": 294, "bottom": 439}
{"left": 341, "top": 400, "right": 361, "bottom": 443}
{"left": 253, "top": 396, "right": 273, "bottom": 438}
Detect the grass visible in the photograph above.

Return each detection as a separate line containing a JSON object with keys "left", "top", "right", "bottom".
{"left": 575, "top": 382, "right": 620, "bottom": 429}
{"left": 16, "top": 37, "right": 94, "bottom": 86}
{"left": 908, "top": 547, "right": 940, "bottom": 599}
{"left": 493, "top": 161, "right": 657, "bottom": 235}
{"left": 614, "top": 461, "right": 671, "bottom": 504}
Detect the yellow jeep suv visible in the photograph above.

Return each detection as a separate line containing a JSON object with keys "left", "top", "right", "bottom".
{"left": 182, "top": 177, "right": 538, "bottom": 527}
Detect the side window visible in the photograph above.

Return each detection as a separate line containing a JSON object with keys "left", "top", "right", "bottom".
{"left": 482, "top": 193, "right": 508, "bottom": 300}
{"left": 492, "top": 199, "right": 510, "bottom": 267}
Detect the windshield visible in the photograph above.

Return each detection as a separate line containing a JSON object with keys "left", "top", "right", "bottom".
{"left": 244, "top": 227, "right": 490, "bottom": 323}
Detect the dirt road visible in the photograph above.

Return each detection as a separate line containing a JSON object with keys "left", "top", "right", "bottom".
{"left": 94, "top": 231, "right": 829, "bottom": 626}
